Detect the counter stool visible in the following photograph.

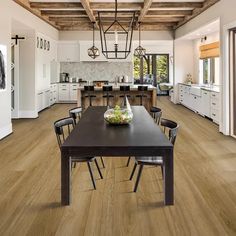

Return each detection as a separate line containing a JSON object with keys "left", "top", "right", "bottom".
{"left": 150, "top": 107, "right": 162, "bottom": 124}
{"left": 103, "top": 86, "right": 114, "bottom": 107}
{"left": 136, "top": 86, "right": 148, "bottom": 105}
{"left": 120, "top": 85, "right": 131, "bottom": 106}
{"left": 84, "top": 85, "right": 96, "bottom": 106}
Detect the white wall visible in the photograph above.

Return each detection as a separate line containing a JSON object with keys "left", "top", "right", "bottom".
{"left": 0, "top": 0, "right": 58, "bottom": 139}
{"left": 173, "top": 40, "right": 194, "bottom": 103}
{"left": 175, "top": 0, "right": 236, "bottom": 135}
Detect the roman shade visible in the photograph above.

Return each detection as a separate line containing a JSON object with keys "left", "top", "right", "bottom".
{"left": 200, "top": 42, "right": 220, "bottom": 59}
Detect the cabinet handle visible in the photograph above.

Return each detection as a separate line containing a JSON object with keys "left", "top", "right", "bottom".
{"left": 194, "top": 97, "right": 196, "bottom": 99}
{"left": 212, "top": 113, "right": 216, "bottom": 116}
{"left": 62, "top": 89, "right": 67, "bottom": 91}
{"left": 212, "top": 94, "right": 216, "bottom": 97}
{"left": 38, "top": 92, "right": 43, "bottom": 95}
{"left": 212, "top": 102, "right": 216, "bottom": 105}
{"left": 204, "top": 92, "right": 207, "bottom": 95}
{"left": 73, "top": 89, "right": 77, "bottom": 91}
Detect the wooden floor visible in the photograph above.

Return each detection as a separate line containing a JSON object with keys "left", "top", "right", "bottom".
{"left": 0, "top": 97, "right": 235, "bottom": 236}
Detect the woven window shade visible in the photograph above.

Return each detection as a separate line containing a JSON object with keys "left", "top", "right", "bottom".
{"left": 200, "top": 42, "right": 220, "bottom": 59}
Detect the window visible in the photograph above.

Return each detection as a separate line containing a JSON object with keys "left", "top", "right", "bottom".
{"left": 133, "top": 54, "right": 169, "bottom": 85}
{"left": 199, "top": 57, "right": 220, "bottom": 85}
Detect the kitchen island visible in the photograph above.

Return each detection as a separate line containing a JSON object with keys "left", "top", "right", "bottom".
{"left": 77, "top": 85, "right": 157, "bottom": 111}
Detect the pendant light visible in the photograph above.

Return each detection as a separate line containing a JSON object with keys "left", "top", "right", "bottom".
{"left": 134, "top": 22, "right": 146, "bottom": 58}
{"left": 98, "top": 0, "right": 136, "bottom": 59}
{"left": 88, "top": 22, "right": 100, "bottom": 59}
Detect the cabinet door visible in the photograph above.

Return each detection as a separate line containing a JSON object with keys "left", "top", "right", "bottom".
{"left": 58, "top": 42, "right": 79, "bottom": 62}
{"left": 44, "top": 90, "right": 51, "bottom": 108}
{"left": 58, "top": 84, "right": 70, "bottom": 101}
{"left": 70, "top": 84, "right": 78, "bottom": 101}
{"left": 201, "top": 90, "right": 211, "bottom": 117}
{"left": 37, "top": 92, "right": 44, "bottom": 112}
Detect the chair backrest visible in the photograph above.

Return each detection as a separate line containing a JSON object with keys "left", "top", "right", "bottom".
{"left": 84, "top": 85, "right": 95, "bottom": 92}
{"left": 54, "top": 117, "right": 75, "bottom": 148}
{"left": 138, "top": 85, "right": 148, "bottom": 91}
{"left": 160, "top": 118, "right": 179, "bottom": 145}
{"left": 155, "top": 111, "right": 162, "bottom": 125}
{"left": 120, "top": 85, "right": 130, "bottom": 92}
{"left": 103, "top": 85, "right": 113, "bottom": 92}
{"left": 69, "top": 107, "right": 82, "bottom": 124}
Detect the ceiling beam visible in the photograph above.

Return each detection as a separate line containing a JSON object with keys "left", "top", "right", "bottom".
{"left": 90, "top": 2, "right": 141, "bottom": 10}
{"left": 41, "top": 10, "right": 87, "bottom": 17}
{"left": 49, "top": 17, "right": 90, "bottom": 22}
{"left": 147, "top": 10, "right": 192, "bottom": 16}
{"left": 142, "top": 17, "right": 184, "bottom": 23}
{"left": 13, "top": 0, "right": 59, "bottom": 29}
{"left": 30, "top": 2, "right": 83, "bottom": 9}
{"left": 151, "top": 2, "right": 203, "bottom": 9}
{"left": 175, "top": 0, "right": 220, "bottom": 29}
{"left": 80, "top": 0, "right": 98, "bottom": 28}
{"left": 138, "top": 0, "right": 153, "bottom": 22}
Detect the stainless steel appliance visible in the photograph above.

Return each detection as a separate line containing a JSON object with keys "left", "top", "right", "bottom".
{"left": 60, "top": 73, "right": 70, "bottom": 83}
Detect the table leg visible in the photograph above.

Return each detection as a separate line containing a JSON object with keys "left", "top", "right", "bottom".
{"left": 61, "top": 152, "right": 71, "bottom": 206}
{"left": 164, "top": 149, "right": 174, "bottom": 205}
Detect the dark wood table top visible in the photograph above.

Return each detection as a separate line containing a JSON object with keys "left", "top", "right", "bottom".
{"left": 61, "top": 106, "right": 173, "bottom": 157}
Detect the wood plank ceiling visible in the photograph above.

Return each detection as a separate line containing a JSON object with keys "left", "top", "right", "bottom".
{"left": 13, "top": 0, "right": 220, "bottom": 31}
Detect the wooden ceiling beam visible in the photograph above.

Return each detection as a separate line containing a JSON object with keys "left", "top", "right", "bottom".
{"left": 147, "top": 10, "right": 192, "bottom": 16}
{"left": 41, "top": 10, "right": 87, "bottom": 17}
{"left": 175, "top": 0, "right": 220, "bottom": 28}
{"left": 80, "top": 0, "right": 98, "bottom": 28}
{"left": 138, "top": 0, "right": 153, "bottom": 22}
{"left": 49, "top": 17, "right": 89, "bottom": 22}
{"left": 142, "top": 17, "right": 184, "bottom": 23}
{"left": 13, "top": 0, "right": 59, "bottom": 29}
{"left": 90, "top": 2, "right": 141, "bottom": 10}
{"left": 30, "top": 2, "right": 83, "bottom": 9}
{"left": 151, "top": 2, "right": 204, "bottom": 9}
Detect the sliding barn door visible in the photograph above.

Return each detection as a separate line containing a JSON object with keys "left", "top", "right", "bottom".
{"left": 229, "top": 29, "right": 236, "bottom": 137}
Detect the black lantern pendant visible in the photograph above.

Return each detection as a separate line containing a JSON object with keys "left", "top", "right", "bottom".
{"left": 98, "top": 0, "right": 136, "bottom": 59}
{"left": 134, "top": 22, "right": 146, "bottom": 58}
{"left": 88, "top": 22, "right": 100, "bottom": 59}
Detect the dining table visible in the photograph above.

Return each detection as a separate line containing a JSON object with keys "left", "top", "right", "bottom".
{"left": 60, "top": 106, "right": 174, "bottom": 206}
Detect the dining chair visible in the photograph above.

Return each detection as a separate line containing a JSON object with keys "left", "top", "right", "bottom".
{"left": 54, "top": 117, "right": 103, "bottom": 190}
{"left": 129, "top": 118, "right": 179, "bottom": 192}
{"left": 69, "top": 108, "right": 106, "bottom": 169}
{"left": 69, "top": 106, "right": 82, "bottom": 124}
{"left": 150, "top": 106, "right": 162, "bottom": 124}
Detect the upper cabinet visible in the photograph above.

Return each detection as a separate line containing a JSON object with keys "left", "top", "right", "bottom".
{"left": 80, "top": 41, "right": 108, "bottom": 62}
{"left": 57, "top": 41, "right": 79, "bottom": 62}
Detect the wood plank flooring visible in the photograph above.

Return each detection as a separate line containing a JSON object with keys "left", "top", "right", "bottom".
{"left": 0, "top": 97, "right": 235, "bottom": 236}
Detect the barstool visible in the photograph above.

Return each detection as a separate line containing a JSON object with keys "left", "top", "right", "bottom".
{"left": 136, "top": 86, "right": 148, "bottom": 105}
{"left": 84, "top": 85, "right": 96, "bottom": 106}
{"left": 119, "top": 85, "right": 131, "bottom": 106}
{"left": 150, "top": 106, "right": 162, "bottom": 124}
{"left": 103, "top": 86, "right": 114, "bottom": 107}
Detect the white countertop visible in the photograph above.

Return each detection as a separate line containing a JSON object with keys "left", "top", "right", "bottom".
{"left": 179, "top": 83, "right": 220, "bottom": 93}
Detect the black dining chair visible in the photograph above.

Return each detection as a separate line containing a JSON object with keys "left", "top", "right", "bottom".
{"left": 68, "top": 107, "right": 106, "bottom": 169}
{"left": 150, "top": 106, "right": 162, "bottom": 124}
{"left": 120, "top": 85, "right": 131, "bottom": 106}
{"left": 129, "top": 118, "right": 179, "bottom": 192}
{"left": 69, "top": 107, "right": 82, "bottom": 124}
{"left": 84, "top": 85, "right": 96, "bottom": 106}
{"left": 103, "top": 85, "right": 114, "bottom": 107}
{"left": 54, "top": 117, "right": 103, "bottom": 190}
{"left": 136, "top": 85, "right": 148, "bottom": 105}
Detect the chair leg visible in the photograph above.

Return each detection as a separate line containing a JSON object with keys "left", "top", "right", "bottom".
{"left": 129, "top": 163, "right": 137, "bottom": 180}
{"left": 126, "top": 156, "right": 131, "bottom": 167}
{"left": 87, "top": 162, "right": 96, "bottom": 190}
{"left": 134, "top": 165, "right": 144, "bottom": 192}
{"left": 100, "top": 157, "right": 105, "bottom": 168}
{"left": 94, "top": 159, "right": 103, "bottom": 179}
{"left": 73, "top": 162, "right": 76, "bottom": 168}
{"left": 161, "top": 165, "right": 163, "bottom": 178}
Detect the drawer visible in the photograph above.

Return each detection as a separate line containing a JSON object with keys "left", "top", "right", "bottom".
{"left": 211, "top": 92, "right": 220, "bottom": 99}
{"left": 59, "top": 84, "right": 69, "bottom": 89}
{"left": 211, "top": 99, "right": 220, "bottom": 110}
{"left": 211, "top": 108, "right": 219, "bottom": 123}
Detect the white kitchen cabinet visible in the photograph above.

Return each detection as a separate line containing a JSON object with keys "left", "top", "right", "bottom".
{"left": 50, "top": 84, "right": 58, "bottom": 106}
{"left": 37, "top": 92, "right": 44, "bottom": 112}
{"left": 57, "top": 42, "right": 79, "bottom": 62}
{"left": 211, "top": 92, "right": 220, "bottom": 124}
{"left": 58, "top": 84, "right": 70, "bottom": 101}
{"left": 200, "top": 90, "right": 211, "bottom": 117}
{"left": 37, "top": 88, "right": 51, "bottom": 112}
{"left": 70, "top": 84, "right": 79, "bottom": 101}
{"left": 44, "top": 90, "right": 50, "bottom": 108}
{"left": 80, "top": 41, "right": 108, "bottom": 62}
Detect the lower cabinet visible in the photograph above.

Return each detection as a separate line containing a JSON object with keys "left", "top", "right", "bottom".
{"left": 179, "top": 84, "right": 220, "bottom": 124}
{"left": 58, "top": 83, "right": 79, "bottom": 103}
{"left": 37, "top": 89, "right": 51, "bottom": 112}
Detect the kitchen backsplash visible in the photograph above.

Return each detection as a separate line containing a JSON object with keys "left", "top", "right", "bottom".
{"left": 60, "top": 62, "right": 133, "bottom": 82}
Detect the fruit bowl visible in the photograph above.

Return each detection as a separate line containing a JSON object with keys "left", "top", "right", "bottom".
{"left": 104, "top": 105, "right": 133, "bottom": 125}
